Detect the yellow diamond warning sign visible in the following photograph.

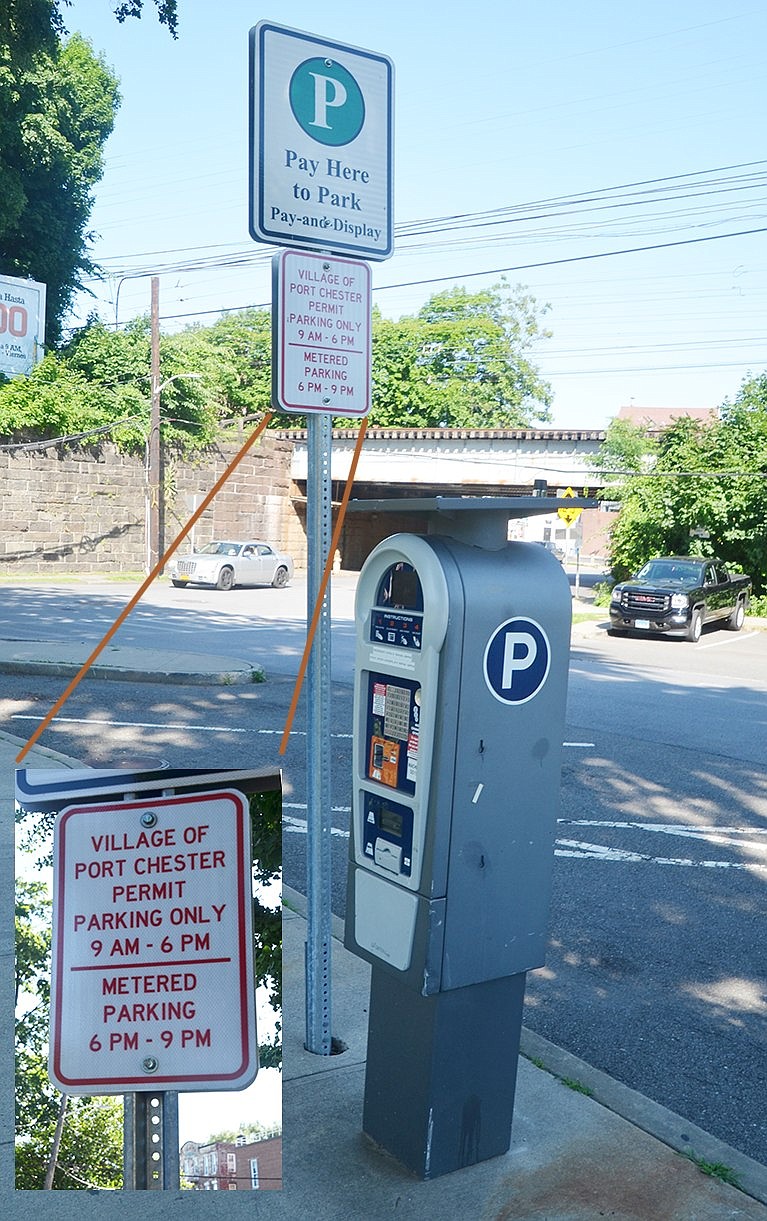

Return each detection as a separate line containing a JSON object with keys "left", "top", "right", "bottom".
{"left": 557, "top": 487, "right": 583, "bottom": 527}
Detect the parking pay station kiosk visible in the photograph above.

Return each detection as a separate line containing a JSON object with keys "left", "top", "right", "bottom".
{"left": 345, "top": 496, "right": 587, "bottom": 1179}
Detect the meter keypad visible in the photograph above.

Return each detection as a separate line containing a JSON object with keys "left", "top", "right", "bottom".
{"left": 366, "top": 673, "right": 421, "bottom": 796}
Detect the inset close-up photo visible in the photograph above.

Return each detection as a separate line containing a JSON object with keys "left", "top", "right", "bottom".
{"left": 14, "top": 766, "right": 282, "bottom": 1192}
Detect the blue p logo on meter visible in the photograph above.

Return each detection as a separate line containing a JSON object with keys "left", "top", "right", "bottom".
{"left": 484, "top": 617, "right": 551, "bottom": 704}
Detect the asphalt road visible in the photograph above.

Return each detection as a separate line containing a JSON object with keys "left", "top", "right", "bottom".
{"left": 4, "top": 576, "right": 766, "bottom": 1164}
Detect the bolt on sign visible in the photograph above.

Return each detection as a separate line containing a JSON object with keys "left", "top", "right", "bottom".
{"left": 49, "top": 790, "right": 257, "bottom": 1094}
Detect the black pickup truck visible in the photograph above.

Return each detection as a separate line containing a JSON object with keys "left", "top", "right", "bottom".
{"left": 608, "top": 556, "right": 751, "bottom": 642}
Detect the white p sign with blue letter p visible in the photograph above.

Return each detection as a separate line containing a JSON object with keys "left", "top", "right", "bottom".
{"left": 484, "top": 618, "right": 551, "bottom": 705}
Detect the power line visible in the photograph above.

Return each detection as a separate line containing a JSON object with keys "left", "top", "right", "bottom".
{"left": 145, "top": 223, "right": 767, "bottom": 326}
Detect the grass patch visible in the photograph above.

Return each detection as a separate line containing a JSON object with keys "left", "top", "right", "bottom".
{"left": 560, "top": 1077, "right": 594, "bottom": 1097}
{"left": 683, "top": 1150, "right": 741, "bottom": 1187}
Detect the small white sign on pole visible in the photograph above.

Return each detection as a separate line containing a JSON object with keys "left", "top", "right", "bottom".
{"left": 49, "top": 789, "right": 257, "bottom": 1094}
{"left": 272, "top": 249, "right": 371, "bottom": 417}
{"left": 0, "top": 273, "right": 46, "bottom": 377}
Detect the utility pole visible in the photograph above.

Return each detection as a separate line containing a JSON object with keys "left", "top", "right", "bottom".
{"left": 148, "top": 276, "right": 161, "bottom": 570}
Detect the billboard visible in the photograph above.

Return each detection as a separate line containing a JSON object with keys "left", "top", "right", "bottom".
{"left": 0, "top": 273, "right": 46, "bottom": 377}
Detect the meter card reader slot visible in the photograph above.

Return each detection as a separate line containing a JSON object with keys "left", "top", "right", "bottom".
{"left": 363, "top": 792, "right": 413, "bottom": 877}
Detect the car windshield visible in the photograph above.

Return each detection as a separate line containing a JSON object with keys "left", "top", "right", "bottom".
{"left": 198, "top": 542, "right": 242, "bottom": 557}
{"left": 635, "top": 560, "right": 703, "bottom": 586}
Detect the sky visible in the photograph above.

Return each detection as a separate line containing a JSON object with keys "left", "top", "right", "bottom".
{"left": 60, "top": 0, "right": 767, "bottom": 432}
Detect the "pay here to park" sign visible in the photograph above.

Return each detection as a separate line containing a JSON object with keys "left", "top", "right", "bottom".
{"left": 49, "top": 789, "right": 257, "bottom": 1094}
{"left": 250, "top": 21, "right": 393, "bottom": 260}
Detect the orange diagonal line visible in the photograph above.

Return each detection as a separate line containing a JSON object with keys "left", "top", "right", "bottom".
{"left": 280, "top": 417, "right": 368, "bottom": 755}
{"left": 15, "top": 413, "right": 274, "bottom": 764}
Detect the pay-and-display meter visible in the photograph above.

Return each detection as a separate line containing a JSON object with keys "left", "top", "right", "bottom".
{"left": 343, "top": 501, "right": 581, "bottom": 1180}
{"left": 345, "top": 528, "right": 572, "bottom": 995}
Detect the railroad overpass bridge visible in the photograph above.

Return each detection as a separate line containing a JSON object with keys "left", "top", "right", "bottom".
{"left": 278, "top": 427, "right": 614, "bottom": 568}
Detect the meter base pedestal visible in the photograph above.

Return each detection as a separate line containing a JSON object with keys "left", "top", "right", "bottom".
{"left": 362, "top": 965, "right": 526, "bottom": 1180}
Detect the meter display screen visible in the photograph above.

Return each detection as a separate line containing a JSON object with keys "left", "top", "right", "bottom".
{"left": 365, "top": 672, "right": 421, "bottom": 795}
{"left": 375, "top": 562, "right": 424, "bottom": 611}
{"left": 379, "top": 807, "right": 404, "bottom": 837}
{"left": 371, "top": 562, "right": 424, "bottom": 650}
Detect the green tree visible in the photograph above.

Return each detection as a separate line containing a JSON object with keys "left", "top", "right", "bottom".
{"left": 15, "top": 880, "right": 124, "bottom": 1189}
{"left": 1, "top": 1, "right": 178, "bottom": 349}
{"left": 592, "top": 381, "right": 767, "bottom": 593}
{"left": 0, "top": 317, "right": 221, "bottom": 449}
{"left": 249, "top": 788, "right": 282, "bottom": 1070}
{"left": 369, "top": 283, "right": 552, "bottom": 427}
{"left": 168, "top": 309, "right": 274, "bottom": 429}
{"left": 0, "top": 19, "right": 120, "bottom": 347}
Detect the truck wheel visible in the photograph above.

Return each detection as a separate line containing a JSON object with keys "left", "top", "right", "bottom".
{"left": 686, "top": 609, "right": 703, "bottom": 642}
{"left": 216, "top": 567, "right": 235, "bottom": 591}
{"left": 726, "top": 601, "right": 745, "bottom": 631}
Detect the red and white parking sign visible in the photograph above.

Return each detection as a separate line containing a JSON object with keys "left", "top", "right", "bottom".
{"left": 50, "top": 789, "right": 257, "bottom": 1094}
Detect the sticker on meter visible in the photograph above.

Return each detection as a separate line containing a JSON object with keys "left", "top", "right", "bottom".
{"left": 483, "top": 617, "right": 551, "bottom": 705}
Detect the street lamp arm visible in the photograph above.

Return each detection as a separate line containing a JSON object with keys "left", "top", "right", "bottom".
{"left": 153, "top": 372, "right": 203, "bottom": 395}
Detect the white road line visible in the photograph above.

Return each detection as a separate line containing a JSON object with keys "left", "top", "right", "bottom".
{"left": 282, "top": 807, "right": 766, "bottom": 869}
{"left": 9, "top": 714, "right": 352, "bottom": 738}
{"left": 10, "top": 714, "right": 587, "bottom": 748}
{"left": 697, "top": 631, "right": 759, "bottom": 650}
{"left": 560, "top": 818, "right": 767, "bottom": 846}
{"left": 555, "top": 837, "right": 764, "bottom": 869}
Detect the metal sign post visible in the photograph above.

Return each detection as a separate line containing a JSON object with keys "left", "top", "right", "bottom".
{"left": 251, "top": 19, "right": 391, "bottom": 1057}
{"left": 124, "top": 1092, "right": 179, "bottom": 1191}
{"left": 305, "top": 412, "right": 334, "bottom": 1055}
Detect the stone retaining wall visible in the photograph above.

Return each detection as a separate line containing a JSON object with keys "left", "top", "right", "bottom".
{"left": 0, "top": 434, "right": 297, "bottom": 575}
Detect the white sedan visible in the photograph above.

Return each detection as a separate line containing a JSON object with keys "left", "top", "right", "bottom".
{"left": 167, "top": 540, "right": 294, "bottom": 591}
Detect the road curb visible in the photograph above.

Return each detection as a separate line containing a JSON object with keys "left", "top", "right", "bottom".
{"left": 0, "top": 658, "right": 264, "bottom": 685}
{"left": 518, "top": 1028, "right": 767, "bottom": 1206}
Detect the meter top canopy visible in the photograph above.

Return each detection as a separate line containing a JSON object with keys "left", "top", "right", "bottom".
{"left": 348, "top": 494, "right": 595, "bottom": 517}
{"left": 348, "top": 494, "right": 597, "bottom": 549}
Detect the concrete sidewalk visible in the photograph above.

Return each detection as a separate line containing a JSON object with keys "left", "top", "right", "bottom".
{"left": 6, "top": 730, "right": 767, "bottom": 1217}
{"left": 0, "top": 639, "right": 263, "bottom": 685}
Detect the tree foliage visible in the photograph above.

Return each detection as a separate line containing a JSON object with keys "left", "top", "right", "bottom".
{"left": 249, "top": 788, "right": 282, "bottom": 1070}
{"left": 16, "top": 880, "right": 124, "bottom": 1189}
{"left": 369, "top": 283, "right": 552, "bottom": 427}
{"left": 0, "top": 11, "right": 120, "bottom": 346}
{"left": 1, "top": 1, "right": 178, "bottom": 350}
{"left": 592, "top": 377, "right": 767, "bottom": 593}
